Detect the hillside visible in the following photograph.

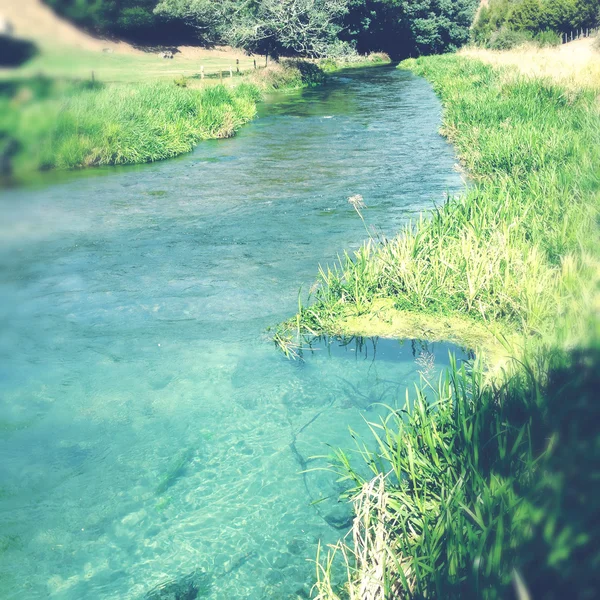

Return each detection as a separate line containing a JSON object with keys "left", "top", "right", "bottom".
{"left": 0, "top": 0, "right": 259, "bottom": 81}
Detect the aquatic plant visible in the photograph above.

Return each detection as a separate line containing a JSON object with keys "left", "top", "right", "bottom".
{"left": 144, "top": 569, "right": 212, "bottom": 600}
{"left": 155, "top": 447, "right": 195, "bottom": 496}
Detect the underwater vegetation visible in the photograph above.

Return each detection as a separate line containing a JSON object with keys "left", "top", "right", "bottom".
{"left": 144, "top": 569, "right": 211, "bottom": 600}
{"left": 154, "top": 447, "right": 196, "bottom": 496}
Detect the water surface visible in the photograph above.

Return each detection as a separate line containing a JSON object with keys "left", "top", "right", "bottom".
{"left": 0, "top": 67, "right": 465, "bottom": 599}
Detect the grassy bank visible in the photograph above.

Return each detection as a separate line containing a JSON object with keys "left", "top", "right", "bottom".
{"left": 0, "top": 60, "right": 324, "bottom": 180}
{"left": 318, "top": 52, "right": 391, "bottom": 73}
{"left": 282, "top": 53, "right": 599, "bottom": 363}
{"left": 284, "top": 50, "right": 599, "bottom": 598}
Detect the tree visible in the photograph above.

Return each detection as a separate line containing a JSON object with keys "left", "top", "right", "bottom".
{"left": 155, "top": 0, "right": 349, "bottom": 57}
{"left": 342, "top": 0, "right": 478, "bottom": 57}
{"left": 507, "top": 0, "right": 545, "bottom": 32}
{"left": 44, "top": 0, "right": 198, "bottom": 44}
{"left": 401, "top": 0, "right": 480, "bottom": 54}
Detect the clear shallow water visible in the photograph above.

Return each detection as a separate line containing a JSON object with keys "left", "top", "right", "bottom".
{"left": 0, "top": 67, "right": 466, "bottom": 599}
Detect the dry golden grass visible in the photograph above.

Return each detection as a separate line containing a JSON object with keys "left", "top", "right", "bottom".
{"left": 461, "top": 37, "right": 600, "bottom": 90}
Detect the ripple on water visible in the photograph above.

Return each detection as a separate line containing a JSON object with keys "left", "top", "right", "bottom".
{"left": 0, "top": 66, "right": 465, "bottom": 599}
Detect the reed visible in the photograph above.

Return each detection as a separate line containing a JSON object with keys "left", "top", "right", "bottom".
{"left": 293, "top": 55, "right": 600, "bottom": 598}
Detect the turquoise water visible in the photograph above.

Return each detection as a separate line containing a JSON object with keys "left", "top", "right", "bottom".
{"left": 0, "top": 67, "right": 466, "bottom": 599}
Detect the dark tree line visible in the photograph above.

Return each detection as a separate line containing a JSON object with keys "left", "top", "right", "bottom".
{"left": 43, "top": 0, "right": 198, "bottom": 44}
{"left": 44, "top": 0, "right": 479, "bottom": 57}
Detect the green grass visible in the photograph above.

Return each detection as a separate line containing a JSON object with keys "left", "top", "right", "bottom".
{"left": 0, "top": 44, "right": 260, "bottom": 84}
{"left": 0, "top": 60, "right": 324, "bottom": 180}
{"left": 286, "top": 56, "right": 599, "bottom": 346}
{"left": 1, "top": 78, "right": 260, "bottom": 176}
{"left": 285, "top": 56, "right": 600, "bottom": 598}
{"left": 314, "top": 340, "right": 600, "bottom": 599}
{"left": 318, "top": 52, "right": 392, "bottom": 73}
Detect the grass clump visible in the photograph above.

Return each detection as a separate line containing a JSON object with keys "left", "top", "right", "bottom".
{"left": 1, "top": 76, "right": 261, "bottom": 177}
{"left": 248, "top": 59, "right": 327, "bottom": 90}
{"left": 314, "top": 342, "right": 600, "bottom": 599}
{"left": 318, "top": 53, "right": 392, "bottom": 73}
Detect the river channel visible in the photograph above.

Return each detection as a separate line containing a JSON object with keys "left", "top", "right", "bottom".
{"left": 0, "top": 66, "right": 466, "bottom": 599}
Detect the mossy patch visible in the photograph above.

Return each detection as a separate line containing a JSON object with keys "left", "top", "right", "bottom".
{"left": 311, "top": 298, "right": 516, "bottom": 377}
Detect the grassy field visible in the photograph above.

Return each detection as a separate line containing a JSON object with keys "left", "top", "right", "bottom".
{"left": 1, "top": 44, "right": 263, "bottom": 84}
{"left": 287, "top": 44, "right": 600, "bottom": 599}
{"left": 0, "top": 0, "right": 261, "bottom": 83}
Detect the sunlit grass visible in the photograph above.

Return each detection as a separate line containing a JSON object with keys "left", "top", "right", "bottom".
{"left": 1, "top": 79, "right": 260, "bottom": 176}
{"left": 287, "top": 56, "right": 599, "bottom": 350}
{"left": 0, "top": 44, "right": 261, "bottom": 84}
{"left": 291, "top": 54, "right": 600, "bottom": 599}
{"left": 1, "top": 60, "right": 324, "bottom": 179}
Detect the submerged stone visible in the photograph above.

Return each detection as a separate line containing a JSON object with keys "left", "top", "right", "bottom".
{"left": 143, "top": 569, "right": 211, "bottom": 600}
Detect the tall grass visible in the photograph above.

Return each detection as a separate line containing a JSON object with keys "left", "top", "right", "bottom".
{"left": 1, "top": 60, "right": 325, "bottom": 178}
{"left": 290, "top": 56, "right": 600, "bottom": 598}
{"left": 314, "top": 342, "right": 600, "bottom": 599}
{"left": 290, "top": 57, "right": 599, "bottom": 344}
{"left": 2, "top": 79, "right": 259, "bottom": 176}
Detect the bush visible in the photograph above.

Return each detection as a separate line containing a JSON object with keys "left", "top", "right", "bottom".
{"left": 488, "top": 27, "right": 533, "bottom": 49}
{"left": 173, "top": 75, "right": 188, "bottom": 87}
{"left": 249, "top": 60, "right": 326, "bottom": 90}
{"left": 535, "top": 30, "right": 562, "bottom": 46}
{"left": 0, "top": 35, "right": 37, "bottom": 67}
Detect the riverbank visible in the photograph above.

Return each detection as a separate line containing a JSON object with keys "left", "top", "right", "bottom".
{"left": 296, "top": 44, "right": 599, "bottom": 598}
{"left": 1, "top": 53, "right": 391, "bottom": 182}
{"left": 0, "top": 61, "right": 316, "bottom": 181}
{"left": 283, "top": 46, "right": 599, "bottom": 369}
{"left": 1, "top": 0, "right": 391, "bottom": 181}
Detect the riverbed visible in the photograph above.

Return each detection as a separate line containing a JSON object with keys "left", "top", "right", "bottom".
{"left": 0, "top": 66, "right": 465, "bottom": 599}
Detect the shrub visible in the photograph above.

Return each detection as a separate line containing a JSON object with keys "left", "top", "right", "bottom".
{"left": 173, "top": 75, "right": 188, "bottom": 87}
{"left": 0, "top": 35, "right": 37, "bottom": 67}
{"left": 534, "top": 29, "right": 562, "bottom": 46}
{"left": 487, "top": 27, "right": 533, "bottom": 49}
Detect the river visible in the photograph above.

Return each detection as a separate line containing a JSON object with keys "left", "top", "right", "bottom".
{"left": 0, "top": 66, "right": 465, "bottom": 599}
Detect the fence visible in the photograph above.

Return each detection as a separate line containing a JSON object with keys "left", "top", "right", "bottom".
{"left": 562, "top": 27, "right": 599, "bottom": 44}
